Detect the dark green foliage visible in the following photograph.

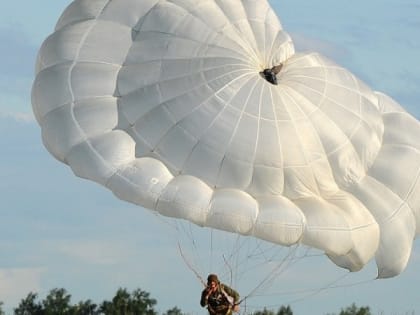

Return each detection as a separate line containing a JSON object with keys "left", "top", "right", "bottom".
{"left": 14, "top": 289, "right": 99, "bottom": 315}
{"left": 162, "top": 307, "right": 184, "bottom": 315}
{"left": 4, "top": 289, "right": 376, "bottom": 315}
{"left": 277, "top": 305, "right": 293, "bottom": 315}
{"left": 253, "top": 307, "right": 276, "bottom": 315}
{"left": 11, "top": 287, "right": 166, "bottom": 315}
{"left": 14, "top": 292, "right": 43, "bottom": 315}
{"left": 99, "top": 288, "right": 157, "bottom": 315}
{"left": 42, "top": 288, "right": 73, "bottom": 315}
{"left": 338, "top": 303, "right": 372, "bottom": 315}
{"left": 252, "top": 305, "right": 293, "bottom": 315}
{"left": 72, "top": 300, "right": 99, "bottom": 315}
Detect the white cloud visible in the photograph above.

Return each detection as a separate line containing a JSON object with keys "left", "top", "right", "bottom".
{"left": 0, "top": 111, "right": 35, "bottom": 122}
{"left": 53, "top": 239, "right": 133, "bottom": 265}
{"left": 0, "top": 267, "right": 44, "bottom": 309}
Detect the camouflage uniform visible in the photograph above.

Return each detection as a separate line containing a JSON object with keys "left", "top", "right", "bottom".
{"left": 200, "top": 283, "right": 239, "bottom": 315}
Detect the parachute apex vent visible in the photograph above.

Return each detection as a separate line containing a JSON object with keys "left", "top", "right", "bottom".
{"left": 261, "top": 64, "right": 283, "bottom": 85}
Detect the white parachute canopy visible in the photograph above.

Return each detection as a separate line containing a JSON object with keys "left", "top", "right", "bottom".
{"left": 32, "top": 0, "right": 420, "bottom": 279}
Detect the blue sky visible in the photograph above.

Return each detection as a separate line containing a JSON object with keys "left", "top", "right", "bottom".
{"left": 0, "top": 1, "right": 420, "bottom": 314}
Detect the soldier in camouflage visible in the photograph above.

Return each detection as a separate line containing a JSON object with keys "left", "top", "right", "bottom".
{"left": 200, "top": 274, "right": 240, "bottom": 315}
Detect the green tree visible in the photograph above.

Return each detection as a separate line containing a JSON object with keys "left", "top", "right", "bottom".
{"left": 42, "top": 288, "right": 73, "bottom": 315}
{"left": 100, "top": 288, "right": 130, "bottom": 315}
{"left": 163, "top": 306, "right": 184, "bottom": 315}
{"left": 0, "top": 301, "right": 5, "bottom": 315}
{"left": 130, "top": 288, "right": 157, "bottom": 315}
{"left": 14, "top": 292, "right": 43, "bottom": 315}
{"left": 72, "top": 299, "right": 99, "bottom": 315}
{"left": 253, "top": 307, "right": 276, "bottom": 315}
{"left": 99, "top": 288, "right": 157, "bottom": 315}
{"left": 252, "top": 305, "right": 294, "bottom": 315}
{"left": 277, "top": 305, "right": 293, "bottom": 315}
{"left": 338, "top": 303, "right": 372, "bottom": 315}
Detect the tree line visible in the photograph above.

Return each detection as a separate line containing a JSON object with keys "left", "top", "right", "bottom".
{"left": 0, "top": 287, "right": 372, "bottom": 315}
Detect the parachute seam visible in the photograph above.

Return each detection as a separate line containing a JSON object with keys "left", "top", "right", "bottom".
{"left": 245, "top": 80, "right": 265, "bottom": 189}
{"left": 283, "top": 65, "right": 378, "bottom": 128}
{"left": 178, "top": 74, "right": 256, "bottom": 171}
{"left": 133, "top": 71, "right": 258, "bottom": 174}
{"left": 130, "top": 31, "right": 252, "bottom": 65}
{"left": 120, "top": 61, "right": 254, "bottom": 103}
{"left": 305, "top": 223, "right": 376, "bottom": 232}
{"left": 213, "top": 0, "right": 263, "bottom": 64}
{"left": 273, "top": 85, "right": 322, "bottom": 196}
{"left": 322, "top": 69, "right": 366, "bottom": 177}
{"left": 205, "top": 211, "right": 257, "bottom": 236}
{"left": 147, "top": 68, "right": 254, "bottom": 111}
{"left": 107, "top": 161, "right": 167, "bottom": 210}
{"left": 66, "top": 0, "right": 128, "bottom": 186}
{"left": 269, "top": 34, "right": 294, "bottom": 65}
{"left": 280, "top": 55, "right": 377, "bottom": 175}
{"left": 123, "top": 55, "right": 251, "bottom": 68}
{"left": 284, "top": 78, "right": 375, "bottom": 126}
{"left": 35, "top": 62, "right": 115, "bottom": 121}
{"left": 131, "top": 1, "right": 160, "bottom": 34}
{"left": 376, "top": 145, "right": 420, "bottom": 221}
{"left": 131, "top": 69, "right": 256, "bottom": 155}
{"left": 166, "top": 0, "right": 261, "bottom": 65}
{"left": 214, "top": 78, "right": 261, "bottom": 187}
{"left": 382, "top": 142, "right": 420, "bottom": 154}
{"left": 35, "top": 61, "right": 122, "bottom": 81}
{"left": 280, "top": 79, "right": 362, "bottom": 160}
{"left": 346, "top": 68, "right": 374, "bottom": 161}
{"left": 267, "top": 31, "right": 291, "bottom": 66}
{"left": 236, "top": 0, "right": 263, "bottom": 64}
{"left": 118, "top": 62, "right": 255, "bottom": 105}
{"left": 66, "top": 0, "right": 116, "bottom": 174}
{"left": 267, "top": 78, "right": 285, "bottom": 190}
{"left": 362, "top": 175, "right": 412, "bottom": 225}
{"left": 262, "top": 6, "right": 273, "bottom": 65}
